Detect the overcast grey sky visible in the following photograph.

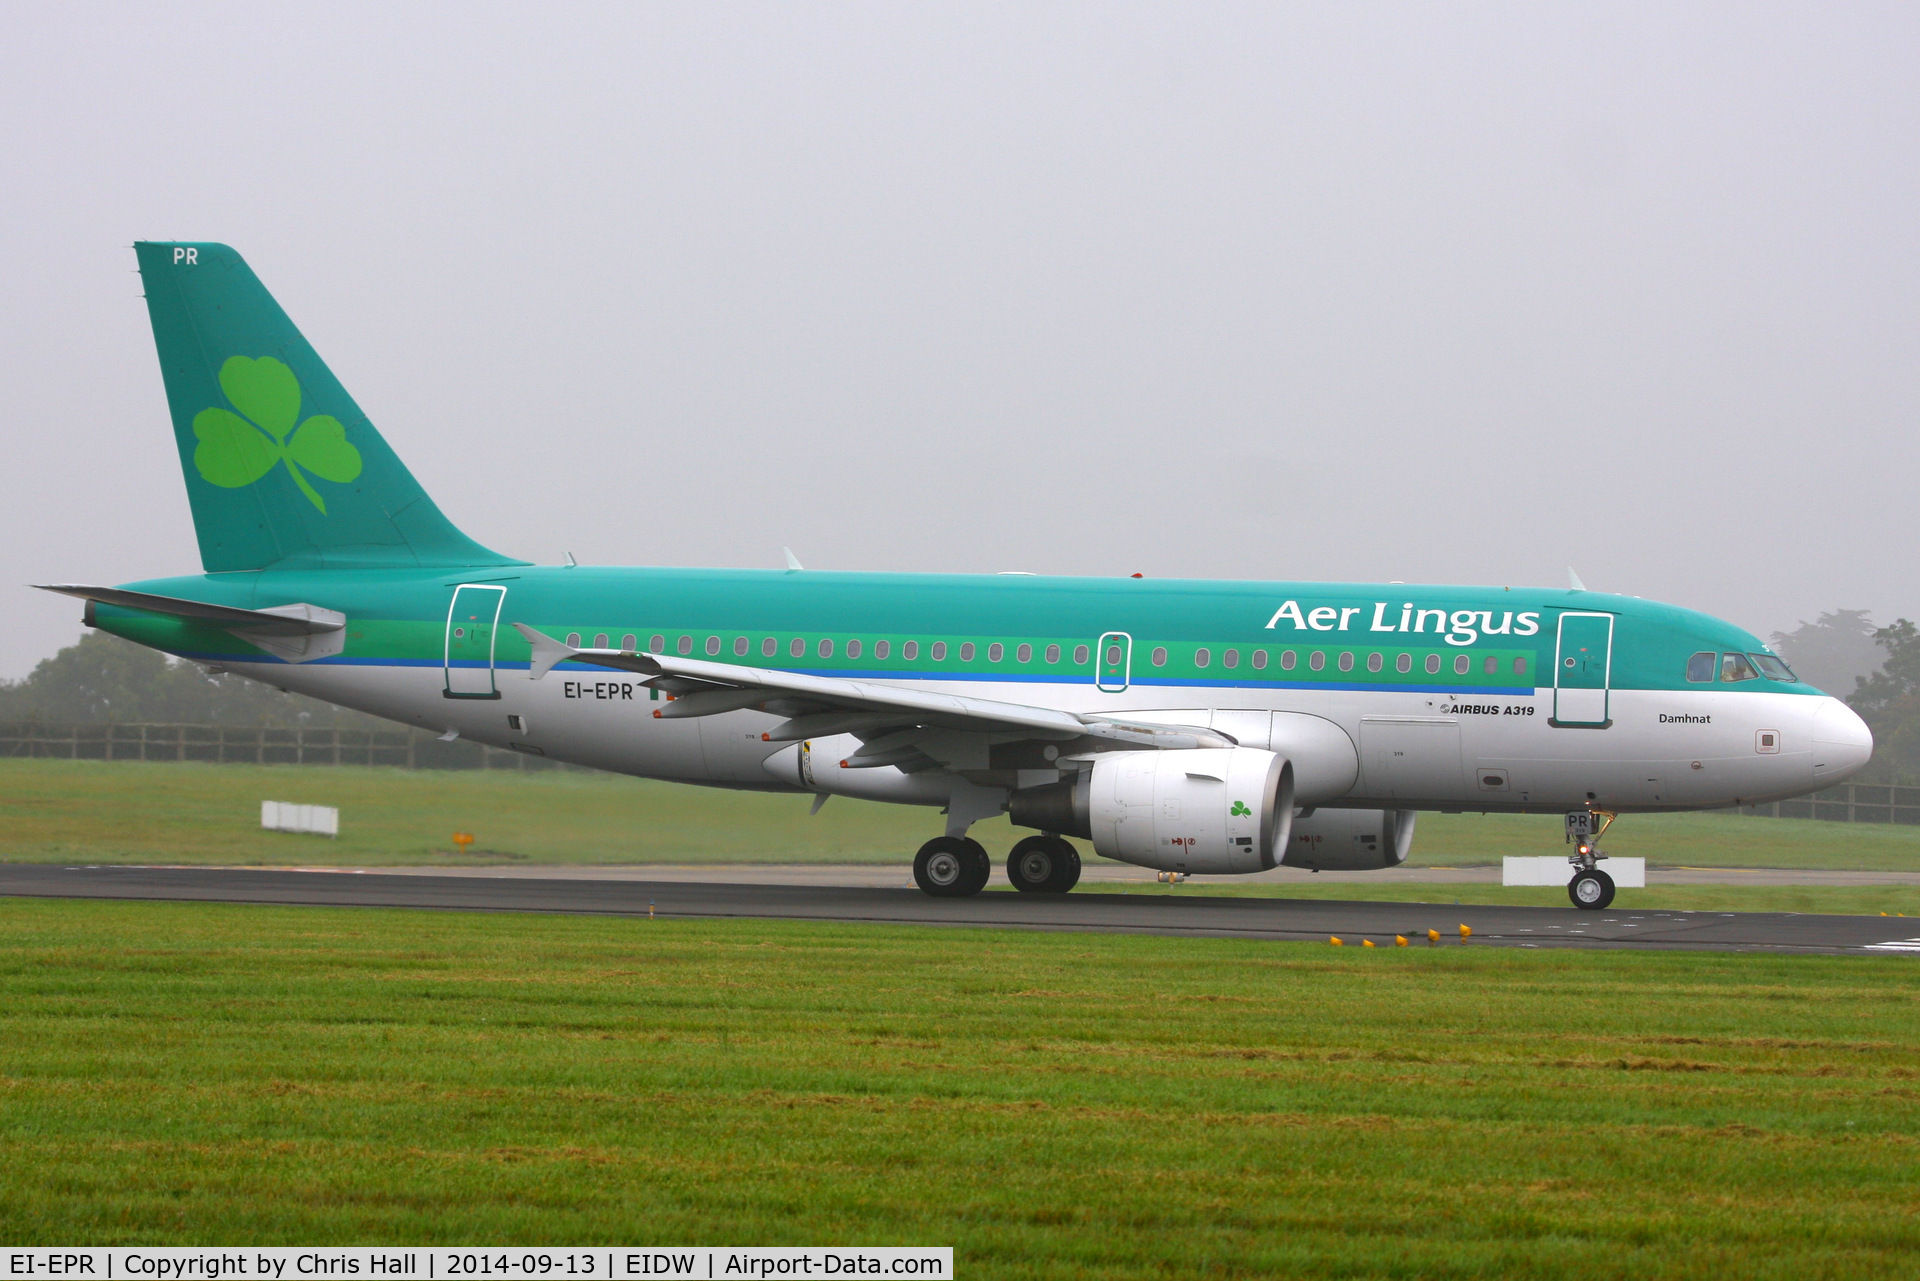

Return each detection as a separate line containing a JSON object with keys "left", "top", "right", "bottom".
{"left": 2, "top": 3, "right": 1917, "bottom": 678}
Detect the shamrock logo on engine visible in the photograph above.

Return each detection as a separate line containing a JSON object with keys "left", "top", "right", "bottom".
{"left": 1230, "top": 801, "right": 1252, "bottom": 817}
{"left": 191, "top": 356, "right": 362, "bottom": 513}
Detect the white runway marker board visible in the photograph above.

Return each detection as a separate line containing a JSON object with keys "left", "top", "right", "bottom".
{"left": 1503, "top": 856, "right": 1644, "bottom": 888}
{"left": 261, "top": 800, "right": 338, "bottom": 837}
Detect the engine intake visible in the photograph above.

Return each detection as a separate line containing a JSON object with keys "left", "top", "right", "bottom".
{"left": 1011, "top": 748, "right": 1294, "bottom": 874}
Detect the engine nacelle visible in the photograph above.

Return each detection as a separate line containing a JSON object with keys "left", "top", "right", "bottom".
{"left": 1010, "top": 748, "right": 1294, "bottom": 874}
{"left": 1280, "top": 808, "right": 1416, "bottom": 871}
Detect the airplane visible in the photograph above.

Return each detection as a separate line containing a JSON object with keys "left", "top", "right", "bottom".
{"left": 38, "top": 243, "right": 1874, "bottom": 911}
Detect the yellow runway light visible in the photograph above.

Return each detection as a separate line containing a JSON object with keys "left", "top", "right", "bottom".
{"left": 1395, "top": 935, "right": 1408, "bottom": 947}
{"left": 1330, "top": 936, "right": 1343, "bottom": 946}
{"left": 1460, "top": 924, "right": 1472, "bottom": 940}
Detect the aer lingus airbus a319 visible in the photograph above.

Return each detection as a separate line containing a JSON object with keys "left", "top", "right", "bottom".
{"left": 41, "top": 243, "right": 1874, "bottom": 909}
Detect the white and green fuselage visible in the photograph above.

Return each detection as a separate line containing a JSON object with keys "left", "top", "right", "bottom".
{"left": 48, "top": 243, "right": 1873, "bottom": 898}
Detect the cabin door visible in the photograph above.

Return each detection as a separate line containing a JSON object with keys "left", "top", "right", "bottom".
{"left": 1553, "top": 611, "right": 1614, "bottom": 727}
{"left": 445, "top": 584, "right": 507, "bottom": 699}
{"left": 1096, "top": 632, "right": 1132, "bottom": 692}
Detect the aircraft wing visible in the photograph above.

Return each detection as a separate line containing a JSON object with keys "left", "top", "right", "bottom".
{"left": 512, "top": 623, "right": 1224, "bottom": 765}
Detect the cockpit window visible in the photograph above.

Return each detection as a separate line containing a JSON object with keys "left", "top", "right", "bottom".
{"left": 1720, "top": 653, "right": 1761, "bottom": 683}
{"left": 1751, "top": 653, "right": 1797, "bottom": 682}
{"left": 1686, "top": 652, "right": 1716, "bottom": 683}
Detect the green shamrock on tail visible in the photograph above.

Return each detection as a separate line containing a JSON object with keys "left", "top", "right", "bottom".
{"left": 1230, "top": 801, "right": 1252, "bottom": 817}
{"left": 192, "top": 356, "right": 362, "bottom": 513}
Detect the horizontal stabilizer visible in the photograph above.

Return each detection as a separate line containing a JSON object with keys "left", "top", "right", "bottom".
{"left": 38, "top": 584, "right": 346, "bottom": 663}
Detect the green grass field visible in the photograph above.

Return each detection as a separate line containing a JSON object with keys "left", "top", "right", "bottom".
{"left": 0, "top": 898, "right": 1914, "bottom": 1276}
{"left": 1049, "top": 878, "right": 1920, "bottom": 917}
{"left": 6, "top": 758, "right": 1920, "bottom": 871}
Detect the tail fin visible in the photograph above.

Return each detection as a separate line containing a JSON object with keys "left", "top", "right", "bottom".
{"left": 134, "top": 242, "right": 524, "bottom": 573}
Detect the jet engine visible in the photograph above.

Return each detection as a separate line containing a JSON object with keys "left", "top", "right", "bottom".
{"left": 1280, "top": 808, "right": 1416, "bottom": 871}
{"left": 1010, "top": 748, "right": 1294, "bottom": 874}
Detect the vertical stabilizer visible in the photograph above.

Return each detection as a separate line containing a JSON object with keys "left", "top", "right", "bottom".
{"left": 135, "top": 242, "right": 523, "bottom": 572}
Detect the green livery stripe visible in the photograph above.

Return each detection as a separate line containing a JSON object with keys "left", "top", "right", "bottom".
{"left": 83, "top": 566, "right": 1820, "bottom": 697}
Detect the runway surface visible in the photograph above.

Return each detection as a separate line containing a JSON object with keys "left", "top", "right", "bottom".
{"left": 301, "top": 861, "right": 1920, "bottom": 888}
{"left": 4, "top": 863, "right": 1917, "bottom": 954}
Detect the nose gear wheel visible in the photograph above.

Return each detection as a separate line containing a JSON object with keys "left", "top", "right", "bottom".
{"left": 1569, "top": 867, "right": 1615, "bottom": 910}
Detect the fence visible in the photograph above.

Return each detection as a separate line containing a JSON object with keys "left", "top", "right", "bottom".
{"left": 1738, "top": 783, "right": 1920, "bottom": 825}
{"left": 6, "top": 722, "right": 1916, "bottom": 817}
{"left": 0, "top": 722, "right": 570, "bottom": 771}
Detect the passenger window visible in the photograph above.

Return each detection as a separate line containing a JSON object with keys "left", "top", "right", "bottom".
{"left": 988, "top": 643, "right": 1003, "bottom": 662}
{"left": 875, "top": 640, "right": 889, "bottom": 660}
{"left": 1017, "top": 643, "right": 1032, "bottom": 663}
{"left": 566, "top": 633, "right": 581, "bottom": 648}
{"left": 1396, "top": 653, "right": 1411, "bottom": 673}
{"left": 1195, "top": 648, "right": 1210, "bottom": 668}
{"left": 904, "top": 640, "right": 919, "bottom": 660}
{"left": 1425, "top": 654, "right": 1441, "bottom": 675}
{"left": 1751, "top": 653, "right": 1797, "bottom": 682}
{"left": 1074, "top": 644, "right": 1090, "bottom": 665}
{"left": 678, "top": 635, "right": 693, "bottom": 655}
{"left": 1483, "top": 655, "right": 1497, "bottom": 675}
{"left": 762, "top": 637, "right": 777, "bottom": 657}
{"left": 819, "top": 639, "right": 834, "bottom": 658}
{"left": 1453, "top": 654, "right": 1470, "bottom": 675}
{"left": 1152, "top": 647, "right": 1168, "bottom": 666}
{"left": 846, "top": 639, "right": 862, "bottom": 659}
{"left": 733, "top": 636, "right": 747, "bottom": 656}
{"left": 594, "top": 633, "right": 609, "bottom": 649}
{"left": 650, "top": 635, "right": 665, "bottom": 653}
{"left": 1338, "top": 652, "right": 1354, "bottom": 672}
{"left": 932, "top": 642, "right": 947, "bottom": 660}
{"left": 1309, "top": 651, "right": 1326, "bottom": 671}
{"left": 1280, "top": 650, "right": 1297, "bottom": 671}
{"left": 622, "top": 634, "right": 637, "bottom": 651}
{"left": 1252, "top": 650, "right": 1268, "bottom": 670}
{"left": 1045, "top": 644, "right": 1060, "bottom": 663}
{"left": 706, "top": 636, "right": 721, "bottom": 656}
{"left": 1223, "top": 649, "right": 1239, "bottom": 669}
{"left": 1514, "top": 656, "right": 1527, "bottom": 676}
{"left": 1686, "top": 651, "right": 1716, "bottom": 683}
{"left": 959, "top": 642, "right": 975, "bottom": 661}
{"left": 790, "top": 638, "right": 805, "bottom": 658}
{"left": 1721, "top": 653, "right": 1760, "bottom": 683}
{"left": 1367, "top": 652, "right": 1383, "bottom": 673}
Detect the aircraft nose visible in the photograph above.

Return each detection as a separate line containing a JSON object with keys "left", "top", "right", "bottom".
{"left": 1810, "top": 697, "right": 1873, "bottom": 785}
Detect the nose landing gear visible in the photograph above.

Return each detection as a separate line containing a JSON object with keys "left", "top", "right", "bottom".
{"left": 1565, "top": 811, "right": 1617, "bottom": 910}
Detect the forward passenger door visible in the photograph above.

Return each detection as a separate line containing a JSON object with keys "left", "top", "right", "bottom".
{"left": 1552, "top": 612, "right": 1613, "bottom": 727}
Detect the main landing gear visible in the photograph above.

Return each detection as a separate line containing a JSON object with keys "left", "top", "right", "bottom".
{"left": 1565, "top": 810, "right": 1617, "bottom": 911}
{"left": 911, "top": 834, "right": 1083, "bottom": 897}
{"left": 913, "top": 836, "right": 991, "bottom": 897}
{"left": 1006, "top": 834, "right": 1082, "bottom": 894}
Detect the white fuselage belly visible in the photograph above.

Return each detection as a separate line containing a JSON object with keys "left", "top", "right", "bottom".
{"left": 235, "top": 659, "right": 1835, "bottom": 814}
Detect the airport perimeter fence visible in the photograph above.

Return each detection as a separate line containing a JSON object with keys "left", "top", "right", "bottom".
{"left": 1735, "top": 784, "right": 1920, "bottom": 825}
{"left": 0, "top": 721, "right": 574, "bottom": 772}
{"left": 4, "top": 721, "right": 1917, "bottom": 821}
